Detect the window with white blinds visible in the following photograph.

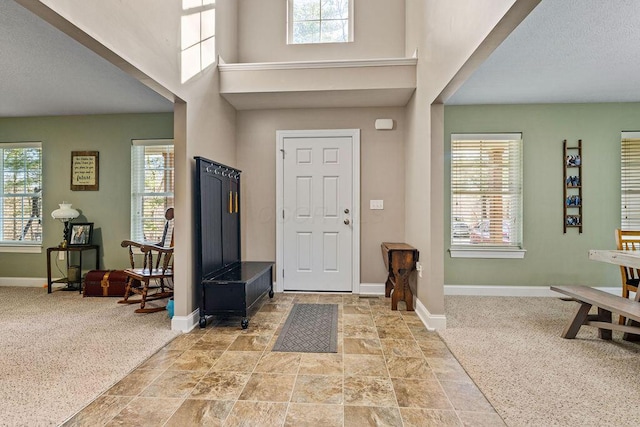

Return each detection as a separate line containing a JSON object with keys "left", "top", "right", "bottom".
{"left": 0, "top": 142, "right": 42, "bottom": 245}
{"left": 131, "top": 140, "right": 174, "bottom": 243}
{"left": 621, "top": 132, "right": 640, "bottom": 229}
{"left": 450, "top": 133, "right": 523, "bottom": 249}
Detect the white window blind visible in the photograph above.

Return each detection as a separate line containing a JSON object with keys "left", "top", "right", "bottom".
{"left": 131, "top": 140, "right": 174, "bottom": 243}
{"left": 0, "top": 142, "right": 42, "bottom": 245}
{"left": 450, "top": 133, "right": 523, "bottom": 249}
{"left": 287, "top": 0, "right": 353, "bottom": 44}
{"left": 621, "top": 132, "right": 640, "bottom": 229}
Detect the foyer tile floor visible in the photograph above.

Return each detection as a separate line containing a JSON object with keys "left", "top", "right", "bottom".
{"left": 64, "top": 294, "right": 505, "bottom": 427}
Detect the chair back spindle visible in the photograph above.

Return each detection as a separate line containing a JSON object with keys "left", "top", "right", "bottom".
{"left": 615, "top": 228, "right": 640, "bottom": 324}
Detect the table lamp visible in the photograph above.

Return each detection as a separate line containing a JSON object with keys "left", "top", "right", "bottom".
{"left": 51, "top": 202, "right": 79, "bottom": 248}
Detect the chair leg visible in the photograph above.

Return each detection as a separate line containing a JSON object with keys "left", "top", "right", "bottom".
{"left": 118, "top": 277, "right": 134, "bottom": 304}
{"left": 134, "top": 280, "right": 166, "bottom": 313}
{"left": 139, "top": 280, "right": 149, "bottom": 310}
{"left": 118, "top": 278, "right": 141, "bottom": 304}
{"left": 158, "top": 278, "right": 174, "bottom": 296}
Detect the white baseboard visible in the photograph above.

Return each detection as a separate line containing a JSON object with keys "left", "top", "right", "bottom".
{"left": 359, "top": 283, "right": 385, "bottom": 295}
{"left": 171, "top": 308, "right": 199, "bottom": 333}
{"left": 359, "top": 282, "right": 446, "bottom": 331}
{"left": 445, "top": 284, "right": 620, "bottom": 297}
{"left": 0, "top": 277, "right": 48, "bottom": 287}
{"left": 415, "top": 298, "right": 447, "bottom": 331}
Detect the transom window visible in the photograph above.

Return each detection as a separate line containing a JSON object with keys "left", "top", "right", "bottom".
{"left": 181, "top": 0, "right": 216, "bottom": 83}
{"left": 0, "top": 142, "right": 42, "bottom": 245}
{"left": 287, "top": 0, "right": 353, "bottom": 44}
{"left": 450, "top": 133, "right": 523, "bottom": 255}
{"left": 131, "top": 140, "right": 174, "bottom": 244}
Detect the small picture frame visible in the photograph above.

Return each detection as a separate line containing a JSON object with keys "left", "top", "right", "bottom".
{"left": 68, "top": 222, "right": 93, "bottom": 246}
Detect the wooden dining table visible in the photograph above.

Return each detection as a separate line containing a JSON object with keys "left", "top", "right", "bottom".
{"left": 588, "top": 249, "right": 640, "bottom": 273}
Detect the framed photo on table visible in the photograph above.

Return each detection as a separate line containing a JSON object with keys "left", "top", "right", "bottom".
{"left": 71, "top": 151, "right": 99, "bottom": 191}
{"left": 68, "top": 223, "right": 93, "bottom": 246}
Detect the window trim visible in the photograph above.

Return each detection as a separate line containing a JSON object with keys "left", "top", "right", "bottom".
{"left": 287, "top": 0, "right": 354, "bottom": 45}
{"left": 449, "top": 248, "right": 526, "bottom": 259}
{"left": 130, "top": 139, "right": 174, "bottom": 244}
{"left": 449, "top": 133, "right": 524, "bottom": 259}
{"left": 0, "top": 244, "right": 42, "bottom": 253}
{"left": 0, "top": 141, "right": 43, "bottom": 250}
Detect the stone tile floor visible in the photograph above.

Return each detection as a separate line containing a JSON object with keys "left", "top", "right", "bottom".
{"left": 64, "top": 293, "right": 504, "bottom": 426}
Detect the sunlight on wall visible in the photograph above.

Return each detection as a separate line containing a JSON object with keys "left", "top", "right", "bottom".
{"left": 181, "top": 0, "right": 216, "bottom": 83}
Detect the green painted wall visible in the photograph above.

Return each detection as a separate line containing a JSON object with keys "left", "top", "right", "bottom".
{"left": 444, "top": 103, "right": 640, "bottom": 287}
{"left": 0, "top": 113, "right": 173, "bottom": 280}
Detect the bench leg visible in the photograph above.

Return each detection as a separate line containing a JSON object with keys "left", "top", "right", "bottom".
{"left": 596, "top": 307, "right": 612, "bottom": 340}
{"left": 623, "top": 319, "right": 640, "bottom": 342}
{"left": 385, "top": 274, "right": 393, "bottom": 298}
{"left": 391, "top": 285, "right": 401, "bottom": 311}
{"left": 561, "top": 302, "right": 592, "bottom": 339}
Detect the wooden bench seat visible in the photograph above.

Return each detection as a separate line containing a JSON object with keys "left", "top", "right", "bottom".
{"left": 551, "top": 285, "right": 640, "bottom": 341}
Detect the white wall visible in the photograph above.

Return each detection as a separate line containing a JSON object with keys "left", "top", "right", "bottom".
{"left": 237, "top": 0, "right": 406, "bottom": 62}
{"left": 403, "top": 0, "right": 538, "bottom": 323}
{"left": 236, "top": 107, "right": 406, "bottom": 284}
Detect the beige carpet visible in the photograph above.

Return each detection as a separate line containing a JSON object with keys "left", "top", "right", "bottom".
{"left": 438, "top": 295, "right": 640, "bottom": 426}
{"left": 0, "top": 286, "right": 180, "bottom": 427}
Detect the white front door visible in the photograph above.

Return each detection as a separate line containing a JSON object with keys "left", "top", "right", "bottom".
{"left": 279, "top": 131, "right": 358, "bottom": 292}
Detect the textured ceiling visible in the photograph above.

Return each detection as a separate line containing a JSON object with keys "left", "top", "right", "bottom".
{"left": 447, "top": 0, "right": 640, "bottom": 105}
{"left": 2, "top": 0, "right": 639, "bottom": 116}
{"left": 0, "top": 1, "right": 173, "bottom": 118}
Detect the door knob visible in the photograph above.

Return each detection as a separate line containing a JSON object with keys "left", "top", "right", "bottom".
{"left": 344, "top": 208, "right": 350, "bottom": 214}
{"left": 344, "top": 219, "right": 350, "bottom": 225}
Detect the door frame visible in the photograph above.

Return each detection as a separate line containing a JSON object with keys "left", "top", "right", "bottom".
{"left": 275, "top": 129, "right": 360, "bottom": 293}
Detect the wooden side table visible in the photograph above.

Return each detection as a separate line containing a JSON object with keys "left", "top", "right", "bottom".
{"left": 47, "top": 245, "right": 99, "bottom": 293}
{"left": 381, "top": 242, "right": 419, "bottom": 311}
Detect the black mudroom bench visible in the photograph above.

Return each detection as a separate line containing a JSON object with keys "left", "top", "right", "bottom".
{"left": 200, "top": 262, "right": 273, "bottom": 329}
{"left": 194, "top": 156, "right": 274, "bottom": 329}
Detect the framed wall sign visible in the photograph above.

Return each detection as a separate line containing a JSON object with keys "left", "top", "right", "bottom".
{"left": 71, "top": 151, "right": 99, "bottom": 191}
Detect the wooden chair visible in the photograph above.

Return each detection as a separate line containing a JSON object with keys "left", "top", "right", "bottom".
{"left": 615, "top": 228, "right": 640, "bottom": 324}
{"left": 118, "top": 208, "right": 174, "bottom": 313}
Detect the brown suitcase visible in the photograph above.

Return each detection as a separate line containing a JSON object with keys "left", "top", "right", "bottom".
{"left": 83, "top": 270, "right": 129, "bottom": 297}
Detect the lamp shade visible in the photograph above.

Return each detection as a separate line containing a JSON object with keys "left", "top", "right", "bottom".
{"left": 51, "top": 202, "right": 79, "bottom": 221}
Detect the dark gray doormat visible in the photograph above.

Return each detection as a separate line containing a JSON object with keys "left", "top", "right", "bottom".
{"left": 272, "top": 303, "right": 338, "bottom": 353}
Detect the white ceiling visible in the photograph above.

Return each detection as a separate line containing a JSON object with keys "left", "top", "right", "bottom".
{"left": 0, "top": 1, "right": 173, "bottom": 118}
{"left": 447, "top": 0, "right": 640, "bottom": 105}
{"left": 2, "top": 0, "right": 640, "bottom": 117}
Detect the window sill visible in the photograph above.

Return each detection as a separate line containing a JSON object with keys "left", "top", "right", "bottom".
{"left": 449, "top": 247, "right": 526, "bottom": 259}
{"left": 0, "top": 244, "right": 42, "bottom": 254}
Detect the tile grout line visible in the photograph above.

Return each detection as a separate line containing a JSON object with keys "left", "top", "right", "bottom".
{"left": 375, "top": 306, "right": 405, "bottom": 425}
{"left": 74, "top": 293, "right": 500, "bottom": 426}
